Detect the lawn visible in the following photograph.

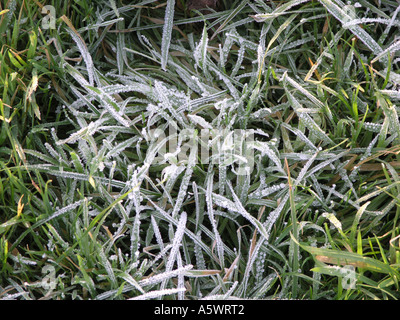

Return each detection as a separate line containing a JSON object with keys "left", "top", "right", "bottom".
{"left": 0, "top": 0, "right": 400, "bottom": 300}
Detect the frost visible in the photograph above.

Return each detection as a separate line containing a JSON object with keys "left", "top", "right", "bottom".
{"left": 187, "top": 114, "right": 212, "bottom": 129}
{"left": 249, "top": 183, "right": 286, "bottom": 199}
{"left": 162, "top": 212, "right": 188, "bottom": 290}
{"left": 65, "top": 28, "right": 96, "bottom": 86}
{"left": 161, "top": 0, "right": 175, "bottom": 70}
{"left": 231, "top": 45, "right": 246, "bottom": 77}
{"left": 33, "top": 198, "right": 90, "bottom": 228}
{"left": 154, "top": 81, "right": 188, "bottom": 127}
{"left": 264, "top": 193, "right": 290, "bottom": 235}
{"left": 319, "top": 0, "right": 383, "bottom": 57}
{"left": 380, "top": 89, "right": 400, "bottom": 100}
{"left": 194, "top": 231, "right": 206, "bottom": 270}
{"left": 228, "top": 182, "right": 271, "bottom": 241}
{"left": 206, "top": 175, "right": 225, "bottom": 268}
{"left": 322, "top": 212, "right": 342, "bottom": 232}
{"left": 160, "top": 163, "right": 181, "bottom": 184}
{"left": 151, "top": 215, "right": 165, "bottom": 251}
{"left": 194, "top": 25, "right": 209, "bottom": 71}
{"left": 252, "top": 0, "right": 310, "bottom": 21}
{"left": 343, "top": 18, "right": 400, "bottom": 29}
{"left": 129, "top": 288, "right": 187, "bottom": 300}
{"left": 250, "top": 140, "right": 285, "bottom": 174}
{"left": 141, "top": 264, "right": 193, "bottom": 288}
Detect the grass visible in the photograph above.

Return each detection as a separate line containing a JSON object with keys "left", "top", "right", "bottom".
{"left": 0, "top": 0, "right": 400, "bottom": 300}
